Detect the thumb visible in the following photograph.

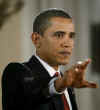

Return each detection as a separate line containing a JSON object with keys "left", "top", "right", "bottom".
{"left": 83, "top": 81, "right": 98, "bottom": 88}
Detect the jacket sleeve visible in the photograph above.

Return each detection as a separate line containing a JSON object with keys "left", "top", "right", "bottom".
{"left": 2, "top": 63, "right": 22, "bottom": 110}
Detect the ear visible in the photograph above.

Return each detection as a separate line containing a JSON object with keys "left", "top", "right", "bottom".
{"left": 31, "top": 32, "right": 41, "bottom": 48}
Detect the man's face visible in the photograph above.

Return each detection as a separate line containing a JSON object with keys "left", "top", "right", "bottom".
{"left": 32, "top": 17, "right": 75, "bottom": 70}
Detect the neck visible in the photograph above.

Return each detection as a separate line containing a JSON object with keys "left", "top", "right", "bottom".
{"left": 36, "top": 53, "right": 59, "bottom": 71}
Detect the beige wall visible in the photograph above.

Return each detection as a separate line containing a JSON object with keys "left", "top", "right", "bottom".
{"left": 0, "top": 12, "right": 22, "bottom": 110}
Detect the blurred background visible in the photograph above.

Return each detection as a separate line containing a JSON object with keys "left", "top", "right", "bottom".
{"left": 0, "top": 0, "right": 100, "bottom": 110}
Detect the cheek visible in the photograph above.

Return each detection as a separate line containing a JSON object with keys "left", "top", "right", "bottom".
{"left": 42, "top": 38, "right": 59, "bottom": 55}
{"left": 42, "top": 42, "right": 53, "bottom": 54}
{"left": 46, "top": 44, "right": 57, "bottom": 58}
{"left": 45, "top": 40, "right": 56, "bottom": 50}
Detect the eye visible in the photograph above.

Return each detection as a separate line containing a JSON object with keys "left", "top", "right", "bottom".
{"left": 54, "top": 31, "right": 65, "bottom": 38}
{"left": 69, "top": 32, "right": 75, "bottom": 39}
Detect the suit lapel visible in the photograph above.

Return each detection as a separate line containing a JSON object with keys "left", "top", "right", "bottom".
{"left": 67, "top": 88, "right": 78, "bottom": 110}
{"left": 25, "top": 55, "right": 52, "bottom": 86}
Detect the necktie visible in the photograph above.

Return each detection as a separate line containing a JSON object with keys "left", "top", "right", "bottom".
{"left": 62, "top": 93, "right": 70, "bottom": 110}
{"left": 55, "top": 72, "right": 70, "bottom": 110}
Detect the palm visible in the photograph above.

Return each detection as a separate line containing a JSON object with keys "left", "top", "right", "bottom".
{"left": 63, "top": 59, "right": 98, "bottom": 88}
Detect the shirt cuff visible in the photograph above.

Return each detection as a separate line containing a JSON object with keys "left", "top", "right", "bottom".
{"left": 49, "top": 77, "right": 64, "bottom": 95}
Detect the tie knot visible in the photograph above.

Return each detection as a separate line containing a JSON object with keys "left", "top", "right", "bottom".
{"left": 55, "top": 72, "right": 59, "bottom": 76}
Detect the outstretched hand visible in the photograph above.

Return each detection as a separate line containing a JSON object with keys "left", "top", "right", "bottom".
{"left": 62, "top": 58, "right": 98, "bottom": 88}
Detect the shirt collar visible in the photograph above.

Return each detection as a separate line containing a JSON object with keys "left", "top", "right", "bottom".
{"left": 35, "top": 54, "right": 60, "bottom": 77}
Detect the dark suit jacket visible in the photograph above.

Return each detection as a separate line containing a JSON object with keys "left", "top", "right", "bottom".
{"left": 2, "top": 55, "right": 78, "bottom": 110}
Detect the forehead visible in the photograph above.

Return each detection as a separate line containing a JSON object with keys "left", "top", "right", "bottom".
{"left": 49, "top": 17, "right": 74, "bottom": 32}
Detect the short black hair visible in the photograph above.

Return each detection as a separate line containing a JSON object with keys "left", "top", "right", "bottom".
{"left": 33, "top": 8, "right": 72, "bottom": 36}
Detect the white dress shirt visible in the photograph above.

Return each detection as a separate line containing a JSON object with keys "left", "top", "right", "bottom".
{"left": 35, "top": 55, "right": 72, "bottom": 110}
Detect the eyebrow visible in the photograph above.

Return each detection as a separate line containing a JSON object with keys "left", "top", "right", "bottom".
{"left": 53, "top": 31, "right": 75, "bottom": 35}
{"left": 53, "top": 31, "right": 66, "bottom": 35}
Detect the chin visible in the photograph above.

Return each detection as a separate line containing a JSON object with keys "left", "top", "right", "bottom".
{"left": 59, "top": 56, "right": 71, "bottom": 64}
{"left": 58, "top": 60, "right": 69, "bottom": 65}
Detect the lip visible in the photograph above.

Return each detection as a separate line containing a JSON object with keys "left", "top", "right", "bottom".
{"left": 59, "top": 51, "right": 71, "bottom": 56}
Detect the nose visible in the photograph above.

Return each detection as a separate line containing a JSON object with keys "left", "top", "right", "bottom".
{"left": 61, "top": 35, "right": 74, "bottom": 49}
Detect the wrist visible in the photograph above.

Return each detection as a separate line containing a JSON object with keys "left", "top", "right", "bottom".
{"left": 54, "top": 76, "right": 66, "bottom": 92}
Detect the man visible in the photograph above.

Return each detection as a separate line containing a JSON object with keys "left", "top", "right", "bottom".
{"left": 2, "top": 8, "right": 97, "bottom": 110}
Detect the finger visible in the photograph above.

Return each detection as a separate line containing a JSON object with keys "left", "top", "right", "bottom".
{"left": 81, "top": 58, "right": 91, "bottom": 68}
{"left": 76, "top": 58, "right": 91, "bottom": 70}
{"left": 83, "top": 81, "right": 98, "bottom": 88}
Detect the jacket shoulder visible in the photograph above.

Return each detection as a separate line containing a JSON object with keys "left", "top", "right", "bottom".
{"left": 2, "top": 62, "right": 30, "bottom": 81}
{"left": 3, "top": 62, "right": 26, "bottom": 73}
